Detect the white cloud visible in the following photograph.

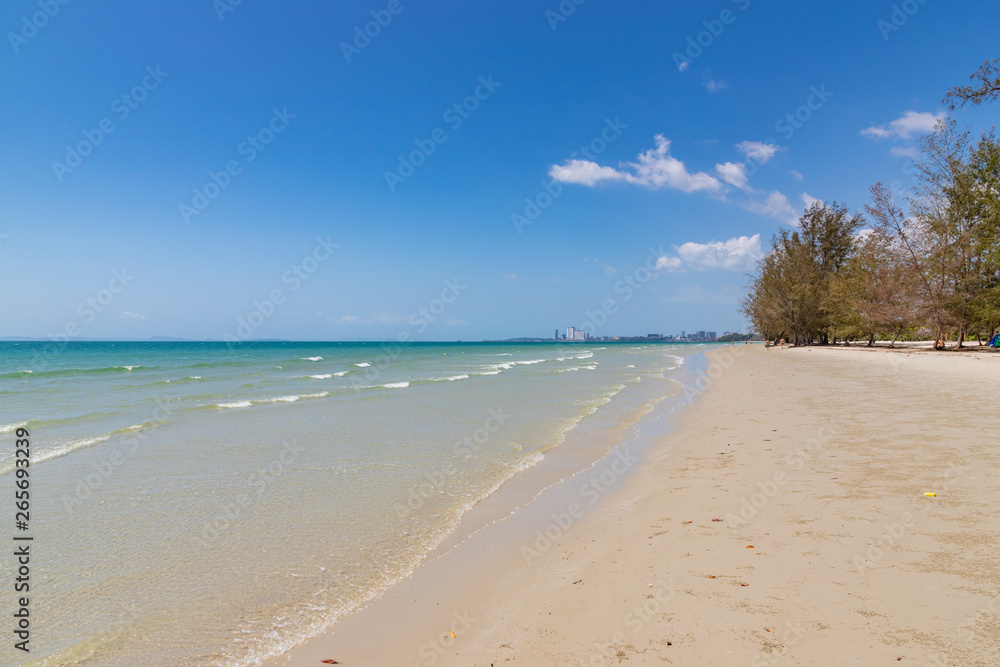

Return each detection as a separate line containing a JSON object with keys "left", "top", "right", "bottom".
{"left": 371, "top": 312, "right": 406, "bottom": 325}
{"left": 705, "top": 78, "right": 726, "bottom": 93}
{"left": 736, "top": 141, "right": 779, "bottom": 164}
{"left": 502, "top": 273, "right": 518, "bottom": 281}
{"left": 623, "top": 135, "right": 722, "bottom": 192}
{"left": 855, "top": 228, "right": 875, "bottom": 243}
{"left": 549, "top": 135, "right": 721, "bottom": 194}
{"left": 790, "top": 169, "right": 804, "bottom": 181}
{"left": 654, "top": 256, "right": 683, "bottom": 272}
{"left": 654, "top": 235, "right": 764, "bottom": 274}
{"left": 319, "top": 313, "right": 369, "bottom": 325}
{"left": 890, "top": 146, "right": 918, "bottom": 158}
{"left": 121, "top": 311, "right": 145, "bottom": 320}
{"left": 548, "top": 159, "right": 625, "bottom": 186}
{"left": 675, "top": 234, "right": 764, "bottom": 271}
{"left": 584, "top": 257, "right": 617, "bottom": 276}
{"left": 801, "top": 193, "right": 821, "bottom": 210}
{"left": 861, "top": 111, "right": 944, "bottom": 140}
{"left": 677, "top": 61, "right": 690, "bottom": 73}
{"left": 740, "top": 190, "right": 798, "bottom": 224}
{"left": 715, "top": 161, "right": 750, "bottom": 190}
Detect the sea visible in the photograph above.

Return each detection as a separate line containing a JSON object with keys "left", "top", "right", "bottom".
{"left": 0, "top": 340, "right": 709, "bottom": 666}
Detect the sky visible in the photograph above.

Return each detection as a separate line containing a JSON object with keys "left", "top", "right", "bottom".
{"left": 1, "top": 0, "right": 998, "bottom": 341}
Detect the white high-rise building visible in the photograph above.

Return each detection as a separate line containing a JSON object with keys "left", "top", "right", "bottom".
{"left": 566, "top": 326, "right": 576, "bottom": 340}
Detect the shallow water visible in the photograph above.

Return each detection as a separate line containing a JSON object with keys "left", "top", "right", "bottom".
{"left": 0, "top": 341, "right": 705, "bottom": 666}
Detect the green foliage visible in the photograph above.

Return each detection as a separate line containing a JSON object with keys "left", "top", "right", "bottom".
{"left": 742, "top": 121, "right": 1000, "bottom": 348}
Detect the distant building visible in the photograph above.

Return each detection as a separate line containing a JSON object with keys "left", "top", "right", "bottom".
{"left": 573, "top": 330, "right": 588, "bottom": 341}
{"left": 707, "top": 331, "right": 717, "bottom": 341}
{"left": 554, "top": 329, "right": 560, "bottom": 340}
{"left": 567, "top": 326, "right": 575, "bottom": 340}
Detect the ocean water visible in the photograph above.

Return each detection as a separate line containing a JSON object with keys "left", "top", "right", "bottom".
{"left": 0, "top": 341, "right": 704, "bottom": 666}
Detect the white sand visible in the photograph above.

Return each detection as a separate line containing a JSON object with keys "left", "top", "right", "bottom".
{"left": 267, "top": 345, "right": 1000, "bottom": 666}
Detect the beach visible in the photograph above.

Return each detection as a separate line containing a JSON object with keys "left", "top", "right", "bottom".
{"left": 2, "top": 341, "right": 697, "bottom": 666}
{"left": 268, "top": 344, "right": 1000, "bottom": 666}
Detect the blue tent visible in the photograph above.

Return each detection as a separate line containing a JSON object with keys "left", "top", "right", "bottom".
{"left": 990, "top": 334, "right": 1000, "bottom": 348}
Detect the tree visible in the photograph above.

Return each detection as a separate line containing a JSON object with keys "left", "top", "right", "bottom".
{"left": 742, "top": 201, "right": 862, "bottom": 346}
{"left": 965, "top": 131, "right": 1000, "bottom": 339}
{"left": 944, "top": 58, "right": 1000, "bottom": 110}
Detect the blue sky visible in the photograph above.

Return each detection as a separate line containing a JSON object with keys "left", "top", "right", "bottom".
{"left": 1, "top": 0, "right": 997, "bottom": 341}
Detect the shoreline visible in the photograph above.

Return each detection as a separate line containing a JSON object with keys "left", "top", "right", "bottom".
{"left": 268, "top": 344, "right": 999, "bottom": 665}
{"left": 261, "top": 348, "right": 722, "bottom": 666}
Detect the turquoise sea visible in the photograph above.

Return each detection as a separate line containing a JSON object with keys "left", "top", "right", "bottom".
{"left": 0, "top": 341, "right": 706, "bottom": 666}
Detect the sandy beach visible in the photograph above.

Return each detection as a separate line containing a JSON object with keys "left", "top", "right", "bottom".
{"left": 268, "top": 344, "right": 1000, "bottom": 666}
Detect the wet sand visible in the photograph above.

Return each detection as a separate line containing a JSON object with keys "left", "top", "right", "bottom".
{"left": 267, "top": 344, "right": 1000, "bottom": 666}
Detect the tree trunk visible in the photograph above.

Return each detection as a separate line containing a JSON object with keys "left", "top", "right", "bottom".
{"left": 867, "top": 332, "right": 875, "bottom": 347}
{"left": 890, "top": 329, "right": 900, "bottom": 348}
{"left": 956, "top": 326, "right": 965, "bottom": 349}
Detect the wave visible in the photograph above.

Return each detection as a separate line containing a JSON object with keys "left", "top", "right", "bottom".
{"left": 0, "top": 365, "right": 152, "bottom": 380}
{"left": 299, "top": 357, "right": 323, "bottom": 362}
{"left": 213, "top": 392, "right": 330, "bottom": 410}
{"left": 0, "top": 421, "right": 161, "bottom": 475}
{"left": 380, "top": 382, "right": 410, "bottom": 389}
{"left": 556, "top": 364, "right": 598, "bottom": 373}
{"left": 480, "top": 362, "right": 515, "bottom": 374}
{"left": 308, "top": 374, "right": 333, "bottom": 380}
{"left": 150, "top": 376, "right": 204, "bottom": 386}
{"left": 430, "top": 374, "right": 469, "bottom": 382}
{"left": 217, "top": 400, "right": 253, "bottom": 409}
{"left": 0, "top": 421, "right": 29, "bottom": 434}
{"left": 333, "top": 371, "right": 349, "bottom": 377}
{"left": 354, "top": 362, "right": 371, "bottom": 368}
